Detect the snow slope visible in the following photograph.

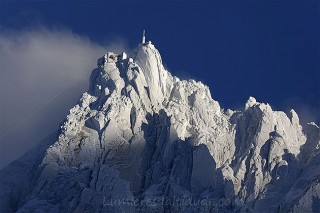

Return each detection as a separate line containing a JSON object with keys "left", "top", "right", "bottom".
{"left": 0, "top": 41, "right": 319, "bottom": 213}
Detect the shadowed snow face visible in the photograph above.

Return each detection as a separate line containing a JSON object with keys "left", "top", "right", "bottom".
{"left": 0, "top": 28, "right": 128, "bottom": 169}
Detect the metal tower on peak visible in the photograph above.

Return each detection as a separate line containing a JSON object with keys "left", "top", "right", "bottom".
{"left": 142, "top": 30, "right": 146, "bottom": 44}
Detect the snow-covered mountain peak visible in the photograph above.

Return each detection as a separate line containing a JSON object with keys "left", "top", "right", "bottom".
{"left": 0, "top": 41, "right": 319, "bottom": 213}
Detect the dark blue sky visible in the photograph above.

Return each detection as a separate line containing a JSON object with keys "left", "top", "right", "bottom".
{"left": 1, "top": 0, "right": 319, "bottom": 123}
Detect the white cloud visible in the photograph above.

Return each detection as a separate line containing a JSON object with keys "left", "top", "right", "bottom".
{"left": 0, "top": 28, "right": 128, "bottom": 169}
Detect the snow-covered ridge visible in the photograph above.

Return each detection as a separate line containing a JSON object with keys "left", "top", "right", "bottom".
{"left": 0, "top": 41, "right": 319, "bottom": 213}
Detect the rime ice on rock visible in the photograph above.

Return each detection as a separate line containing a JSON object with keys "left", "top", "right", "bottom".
{"left": 245, "top": 96, "right": 257, "bottom": 110}
{"left": 0, "top": 37, "right": 319, "bottom": 213}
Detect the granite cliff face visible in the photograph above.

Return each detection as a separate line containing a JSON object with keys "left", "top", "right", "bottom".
{"left": 0, "top": 41, "right": 319, "bottom": 213}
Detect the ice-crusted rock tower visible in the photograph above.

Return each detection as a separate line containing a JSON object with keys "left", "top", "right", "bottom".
{"left": 0, "top": 36, "right": 319, "bottom": 213}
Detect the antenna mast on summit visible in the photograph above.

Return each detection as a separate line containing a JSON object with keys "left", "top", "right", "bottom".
{"left": 142, "top": 30, "right": 146, "bottom": 44}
